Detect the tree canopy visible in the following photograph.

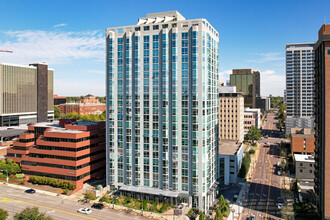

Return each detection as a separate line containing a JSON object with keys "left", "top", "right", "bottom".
{"left": 0, "top": 159, "right": 21, "bottom": 175}
{"left": 245, "top": 126, "right": 262, "bottom": 143}
{"left": 0, "top": 208, "right": 8, "bottom": 220}
{"left": 60, "top": 111, "right": 106, "bottom": 121}
{"left": 54, "top": 106, "right": 60, "bottom": 119}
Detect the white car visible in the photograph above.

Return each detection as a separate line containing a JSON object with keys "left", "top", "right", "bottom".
{"left": 278, "top": 203, "right": 283, "bottom": 209}
{"left": 77, "top": 208, "right": 92, "bottom": 215}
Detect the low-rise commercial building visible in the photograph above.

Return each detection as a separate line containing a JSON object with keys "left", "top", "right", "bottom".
{"left": 294, "top": 154, "right": 315, "bottom": 180}
{"left": 7, "top": 119, "right": 106, "bottom": 192}
{"left": 0, "top": 128, "right": 26, "bottom": 159}
{"left": 54, "top": 95, "right": 66, "bottom": 106}
{"left": 290, "top": 128, "right": 315, "bottom": 155}
{"left": 244, "top": 108, "right": 261, "bottom": 134}
{"left": 218, "top": 141, "right": 244, "bottom": 185}
{"left": 60, "top": 94, "right": 105, "bottom": 115}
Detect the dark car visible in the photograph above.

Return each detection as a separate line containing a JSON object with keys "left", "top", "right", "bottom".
{"left": 91, "top": 203, "right": 104, "bottom": 210}
{"left": 25, "top": 189, "right": 36, "bottom": 194}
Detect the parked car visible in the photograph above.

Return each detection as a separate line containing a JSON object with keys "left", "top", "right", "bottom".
{"left": 277, "top": 170, "right": 281, "bottom": 176}
{"left": 25, "top": 189, "right": 36, "bottom": 194}
{"left": 278, "top": 203, "right": 283, "bottom": 209}
{"left": 91, "top": 203, "right": 104, "bottom": 210}
{"left": 250, "top": 214, "right": 255, "bottom": 220}
{"left": 277, "top": 162, "right": 281, "bottom": 167}
{"left": 77, "top": 208, "right": 92, "bottom": 215}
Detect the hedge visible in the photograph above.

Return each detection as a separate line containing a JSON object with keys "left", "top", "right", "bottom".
{"left": 28, "top": 176, "right": 76, "bottom": 190}
{"left": 238, "top": 153, "right": 251, "bottom": 178}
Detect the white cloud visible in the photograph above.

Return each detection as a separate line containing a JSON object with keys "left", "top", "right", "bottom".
{"left": 53, "top": 23, "right": 67, "bottom": 28}
{"left": 0, "top": 30, "right": 104, "bottom": 65}
{"left": 260, "top": 69, "right": 285, "bottom": 96}
{"left": 247, "top": 52, "right": 284, "bottom": 63}
{"left": 218, "top": 69, "right": 232, "bottom": 83}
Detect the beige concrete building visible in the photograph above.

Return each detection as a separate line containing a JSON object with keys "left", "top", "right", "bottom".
{"left": 219, "top": 89, "right": 244, "bottom": 142}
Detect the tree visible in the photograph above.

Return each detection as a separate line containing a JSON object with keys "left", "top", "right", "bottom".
{"left": 14, "top": 207, "right": 53, "bottom": 220}
{"left": 0, "top": 159, "right": 21, "bottom": 175}
{"left": 199, "top": 211, "right": 205, "bottom": 220}
{"left": 245, "top": 126, "right": 262, "bottom": 144}
{"left": 238, "top": 153, "right": 251, "bottom": 178}
{"left": 280, "top": 204, "right": 294, "bottom": 220}
{"left": 54, "top": 106, "right": 60, "bottom": 119}
{"left": 215, "top": 208, "right": 223, "bottom": 220}
{"left": 0, "top": 208, "right": 8, "bottom": 220}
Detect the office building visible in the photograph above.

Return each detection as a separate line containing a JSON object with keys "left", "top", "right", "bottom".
{"left": 106, "top": 11, "right": 219, "bottom": 210}
{"left": 244, "top": 108, "right": 261, "bottom": 134}
{"left": 285, "top": 43, "right": 315, "bottom": 134}
{"left": 0, "top": 63, "right": 54, "bottom": 126}
{"left": 256, "top": 96, "right": 270, "bottom": 112}
{"left": 219, "top": 87, "right": 244, "bottom": 142}
{"left": 230, "top": 69, "right": 260, "bottom": 108}
{"left": 54, "top": 95, "right": 66, "bottom": 106}
{"left": 314, "top": 24, "right": 330, "bottom": 220}
{"left": 290, "top": 128, "right": 315, "bottom": 155}
{"left": 218, "top": 141, "right": 243, "bottom": 185}
{"left": 60, "top": 94, "right": 106, "bottom": 115}
{"left": 7, "top": 119, "right": 106, "bottom": 192}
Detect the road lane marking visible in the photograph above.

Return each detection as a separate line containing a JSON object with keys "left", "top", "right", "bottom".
{"left": 265, "top": 150, "right": 273, "bottom": 219}
{"left": 3, "top": 198, "right": 7, "bottom": 201}
{"left": 0, "top": 195, "right": 97, "bottom": 220}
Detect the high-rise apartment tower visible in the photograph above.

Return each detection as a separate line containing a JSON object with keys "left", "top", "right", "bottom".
{"left": 314, "top": 24, "right": 330, "bottom": 220}
{"left": 106, "top": 11, "right": 219, "bottom": 210}
{"left": 285, "top": 43, "right": 315, "bottom": 133}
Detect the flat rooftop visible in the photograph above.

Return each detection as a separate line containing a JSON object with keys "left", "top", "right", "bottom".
{"left": 32, "top": 121, "right": 103, "bottom": 134}
{"left": 291, "top": 133, "right": 314, "bottom": 138}
{"left": 0, "top": 129, "right": 26, "bottom": 138}
{"left": 294, "top": 154, "right": 315, "bottom": 163}
{"left": 219, "top": 140, "right": 242, "bottom": 155}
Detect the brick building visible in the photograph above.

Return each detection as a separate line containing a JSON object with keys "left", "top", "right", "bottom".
{"left": 7, "top": 119, "right": 106, "bottom": 192}
{"left": 60, "top": 94, "right": 105, "bottom": 115}
{"left": 290, "top": 128, "right": 315, "bottom": 155}
{"left": 54, "top": 95, "right": 66, "bottom": 106}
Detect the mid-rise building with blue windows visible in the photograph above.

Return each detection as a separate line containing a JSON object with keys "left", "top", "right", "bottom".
{"left": 106, "top": 11, "right": 219, "bottom": 211}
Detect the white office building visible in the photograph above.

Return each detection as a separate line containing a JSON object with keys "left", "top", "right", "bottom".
{"left": 285, "top": 43, "right": 315, "bottom": 133}
{"left": 106, "top": 11, "right": 219, "bottom": 211}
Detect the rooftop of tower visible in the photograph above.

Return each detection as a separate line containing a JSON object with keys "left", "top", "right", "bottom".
{"left": 137, "top": 11, "right": 185, "bottom": 25}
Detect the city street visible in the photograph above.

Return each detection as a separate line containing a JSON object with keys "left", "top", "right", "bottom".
{"left": 0, "top": 184, "right": 147, "bottom": 220}
{"left": 241, "top": 113, "right": 284, "bottom": 220}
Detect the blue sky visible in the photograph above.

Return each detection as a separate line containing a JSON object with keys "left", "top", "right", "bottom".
{"left": 0, "top": 0, "right": 329, "bottom": 96}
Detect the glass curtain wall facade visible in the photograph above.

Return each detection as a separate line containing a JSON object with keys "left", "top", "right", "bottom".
{"left": 106, "top": 11, "right": 219, "bottom": 211}
{"left": 285, "top": 43, "right": 315, "bottom": 133}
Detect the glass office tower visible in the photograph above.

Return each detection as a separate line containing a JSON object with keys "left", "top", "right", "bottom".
{"left": 106, "top": 11, "right": 219, "bottom": 211}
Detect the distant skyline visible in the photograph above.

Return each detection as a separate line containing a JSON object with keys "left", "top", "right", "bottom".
{"left": 0, "top": 0, "right": 330, "bottom": 96}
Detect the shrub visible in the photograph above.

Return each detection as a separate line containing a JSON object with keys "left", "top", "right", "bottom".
{"left": 84, "top": 191, "right": 96, "bottom": 201}
{"left": 0, "top": 208, "right": 8, "bottom": 220}
{"left": 14, "top": 207, "right": 53, "bottom": 220}
{"left": 96, "top": 185, "right": 103, "bottom": 190}
{"left": 238, "top": 153, "right": 251, "bottom": 178}
{"left": 28, "top": 176, "right": 76, "bottom": 190}
{"left": 15, "top": 173, "right": 25, "bottom": 179}
{"left": 249, "top": 149, "right": 255, "bottom": 154}
{"left": 62, "top": 189, "right": 69, "bottom": 195}
{"left": 117, "top": 196, "right": 126, "bottom": 205}
{"left": 99, "top": 194, "right": 112, "bottom": 203}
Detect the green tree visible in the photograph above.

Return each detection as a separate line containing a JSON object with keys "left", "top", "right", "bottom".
{"left": 215, "top": 208, "right": 223, "bottom": 220}
{"left": 199, "top": 211, "right": 205, "bottom": 220}
{"left": 54, "top": 106, "right": 60, "bottom": 119}
{"left": 245, "top": 126, "right": 262, "bottom": 144}
{"left": 0, "top": 208, "right": 8, "bottom": 220}
{"left": 238, "top": 153, "right": 251, "bottom": 178}
{"left": 14, "top": 207, "right": 53, "bottom": 220}
{"left": 0, "top": 159, "right": 21, "bottom": 175}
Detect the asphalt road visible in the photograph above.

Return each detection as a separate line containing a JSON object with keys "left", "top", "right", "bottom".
{"left": 0, "top": 185, "right": 147, "bottom": 220}
{"left": 241, "top": 113, "right": 283, "bottom": 220}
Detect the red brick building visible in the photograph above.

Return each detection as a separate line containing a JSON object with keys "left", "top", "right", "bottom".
{"left": 7, "top": 119, "right": 105, "bottom": 192}
{"left": 60, "top": 94, "right": 105, "bottom": 115}
{"left": 290, "top": 128, "right": 315, "bottom": 155}
{"left": 53, "top": 95, "right": 66, "bottom": 107}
